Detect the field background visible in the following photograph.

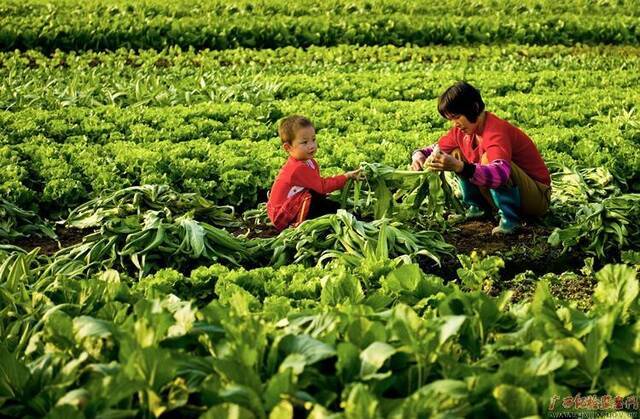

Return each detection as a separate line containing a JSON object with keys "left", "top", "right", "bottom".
{"left": 1, "top": 1, "right": 640, "bottom": 418}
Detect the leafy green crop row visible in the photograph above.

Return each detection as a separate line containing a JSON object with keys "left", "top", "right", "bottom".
{"left": 2, "top": 46, "right": 640, "bottom": 110}
{"left": 3, "top": 93, "right": 637, "bottom": 143}
{"left": 5, "top": 0, "right": 639, "bottom": 19}
{"left": 1, "top": 0, "right": 639, "bottom": 51}
{"left": 1, "top": 97, "right": 638, "bottom": 214}
{"left": 4, "top": 96, "right": 637, "bottom": 147}
{"left": 2, "top": 241, "right": 639, "bottom": 417}
{"left": 23, "top": 182, "right": 450, "bottom": 280}
{"left": 5, "top": 44, "right": 640, "bottom": 72}
{"left": 0, "top": 198, "right": 55, "bottom": 241}
{"left": 1, "top": 45, "right": 637, "bottom": 216}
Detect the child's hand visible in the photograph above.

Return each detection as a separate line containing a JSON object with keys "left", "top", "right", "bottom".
{"left": 345, "top": 168, "right": 364, "bottom": 180}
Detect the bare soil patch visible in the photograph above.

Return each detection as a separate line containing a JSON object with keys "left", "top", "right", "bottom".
{"left": 9, "top": 226, "right": 87, "bottom": 256}
{"left": 425, "top": 219, "right": 595, "bottom": 306}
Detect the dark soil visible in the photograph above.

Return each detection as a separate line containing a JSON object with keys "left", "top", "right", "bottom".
{"left": 422, "top": 219, "right": 596, "bottom": 307}
{"left": 10, "top": 225, "right": 88, "bottom": 256}
{"left": 487, "top": 269, "right": 597, "bottom": 310}
{"left": 445, "top": 219, "right": 548, "bottom": 255}
{"left": 548, "top": 274, "right": 597, "bottom": 309}
{"left": 230, "top": 220, "right": 280, "bottom": 239}
{"left": 444, "top": 219, "right": 587, "bottom": 275}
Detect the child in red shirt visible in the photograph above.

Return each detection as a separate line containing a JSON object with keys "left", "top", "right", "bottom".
{"left": 267, "top": 115, "right": 362, "bottom": 231}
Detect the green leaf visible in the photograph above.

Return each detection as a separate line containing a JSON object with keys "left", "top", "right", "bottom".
{"left": 584, "top": 312, "right": 615, "bottom": 379}
{"left": 178, "top": 215, "right": 206, "bottom": 257}
{"left": 56, "top": 389, "right": 90, "bottom": 409}
{"left": 44, "top": 310, "right": 75, "bottom": 350}
{"left": 609, "top": 321, "right": 640, "bottom": 363}
{"left": 593, "top": 264, "right": 638, "bottom": 321}
{"left": 279, "top": 335, "right": 336, "bottom": 366}
{"left": 439, "top": 315, "right": 466, "bottom": 345}
{"left": 346, "top": 317, "right": 386, "bottom": 349}
{"left": 344, "top": 384, "right": 381, "bottom": 419}
{"left": 621, "top": 251, "right": 640, "bottom": 265}
{"left": 554, "top": 337, "right": 587, "bottom": 362}
{"left": 493, "top": 384, "right": 538, "bottom": 418}
{"left": 373, "top": 179, "right": 392, "bottom": 219}
{"left": 336, "top": 342, "right": 360, "bottom": 384}
{"left": 389, "top": 304, "right": 424, "bottom": 345}
{"left": 0, "top": 345, "right": 29, "bottom": 399}
{"left": 525, "top": 350, "right": 565, "bottom": 376}
{"left": 389, "top": 379, "right": 469, "bottom": 417}
{"left": 124, "top": 347, "right": 176, "bottom": 392}
{"left": 412, "top": 175, "right": 431, "bottom": 210}
{"left": 212, "top": 359, "right": 262, "bottom": 393}
{"left": 320, "top": 270, "right": 364, "bottom": 305}
{"left": 375, "top": 220, "right": 389, "bottom": 260}
{"left": 73, "top": 316, "right": 114, "bottom": 340}
{"left": 602, "top": 361, "right": 640, "bottom": 396}
{"left": 382, "top": 263, "right": 422, "bottom": 294}
{"left": 264, "top": 370, "right": 295, "bottom": 411}
{"left": 218, "top": 384, "right": 264, "bottom": 419}
{"left": 268, "top": 400, "right": 294, "bottom": 419}
{"left": 531, "top": 281, "right": 570, "bottom": 338}
{"left": 99, "top": 269, "right": 121, "bottom": 283}
{"left": 359, "top": 342, "right": 396, "bottom": 380}
{"left": 278, "top": 354, "right": 306, "bottom": 375}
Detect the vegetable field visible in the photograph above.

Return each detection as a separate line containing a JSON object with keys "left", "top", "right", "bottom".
{"left": 1, "top": 1, "right": 640, "bottom": 417}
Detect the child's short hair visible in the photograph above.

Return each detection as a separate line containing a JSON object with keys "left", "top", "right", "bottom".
{"left": 438, "top": 81, "right": 485, "bottom": 123}
{"left": 278, "top": 115, "right": 313, "bottom": 145}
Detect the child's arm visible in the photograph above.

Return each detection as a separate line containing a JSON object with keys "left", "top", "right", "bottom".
{"left": 344, "top": 168, "right": 363, "bottom": 180}
{"left": 290, "top": 165, "right": 355, "bottom": 195}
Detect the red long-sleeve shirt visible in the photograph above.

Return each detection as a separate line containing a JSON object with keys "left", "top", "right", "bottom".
{"left": 267, "top": 157, "right": 347, "bottom": 230}
{"left": 417, "top": 112, "right": 550, "bottom": 188}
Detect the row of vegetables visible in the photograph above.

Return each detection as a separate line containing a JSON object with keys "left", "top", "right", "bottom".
{"left": 2, "top": 226, "right": 640, "bottom": 417}
{"left": 2, "top": 45, "right": 640, "bottom": 111}
{"left": 1, "top": 45, "right": 638, "bottom": 218}
{"left": 1, "top": 105, "right": 638, "bottom": 215}
{"left": 1, "top": 157, "right": 639, "bottom": 417}
{"left": 1, "top": 0, "right": 639, "bottom": 52}
{"left": 2, "top": 2, "right": 640, "bottom": 416}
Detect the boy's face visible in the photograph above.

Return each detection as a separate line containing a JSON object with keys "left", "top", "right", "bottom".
{"left": 284, "top": 126, "right": 317, "bottom": 160}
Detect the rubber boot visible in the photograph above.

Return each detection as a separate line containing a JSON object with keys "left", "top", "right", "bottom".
{"left": 489, "top": 185, "right": 521, "bottom": 234}
{"left": 458, "top": 178, "right": 492, "bottom": 220}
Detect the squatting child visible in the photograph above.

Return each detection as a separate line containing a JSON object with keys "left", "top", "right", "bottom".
{"left": 267, "top": 115, "right": 362, "bottom": 230}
